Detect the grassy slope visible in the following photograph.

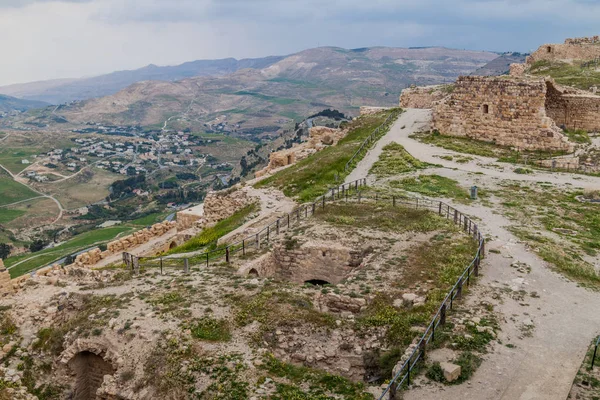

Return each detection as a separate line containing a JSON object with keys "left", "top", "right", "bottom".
{"left": 255, "top": 109, "right": 401, "bottom": 202}
{"left": 0, "top": 175, "right": 38, "bottom": 206}
{"left": 168, "top": 204, "right": 258, "bottom": 255}
{"left": 529, "top": 60, "right": 600, "bottom": 90}
{"left": 5, "top": 226, "right": 134, "bottom": 278}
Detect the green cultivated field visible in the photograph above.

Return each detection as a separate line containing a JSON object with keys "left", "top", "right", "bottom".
{"left": 0, "top": 175, "right": 38, "bottom": 206}
{"left": 0, "top": 209, "right": 26, "bottom": 224}
{"left": 5, "top": 226, "right": 134, "bottom": 278}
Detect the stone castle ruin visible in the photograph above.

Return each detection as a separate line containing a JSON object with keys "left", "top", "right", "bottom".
{"left": 400, "top": 36, "right": 600, "bottom": 151}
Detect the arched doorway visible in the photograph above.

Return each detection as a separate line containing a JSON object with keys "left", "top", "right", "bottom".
{"left": 248, "top": 268, "right": 259, "bottom": 277}
{"left": 304, "top": 279, "right": 331, "bottom": 286}
{"left": 169, "top": 241, "right": 177, "bottom": 249}
{"left": 68, "top": 351, "right": 115, "bottom": 400}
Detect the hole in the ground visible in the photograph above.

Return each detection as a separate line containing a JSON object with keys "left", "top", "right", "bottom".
{"left": 68, "top": 351, "right": 115, "bottom": 400}
{"left": 305, "top": 279, "right": 331, "bottom": 286}
{"left": 248, "top": 268, "right": 259, "bottom": 277}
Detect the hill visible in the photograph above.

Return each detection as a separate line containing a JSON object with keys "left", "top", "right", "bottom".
{"left": 0, "top": 94, "right": 48, "bottom": 113}
{"left": 470, "top": 52, "right": 528, "bottom": 76}
{"left": 12, "top": 46, "right": 497, "bottom": 134}
{"left": 0, "top": 56, "right": 284, "bottom": 105}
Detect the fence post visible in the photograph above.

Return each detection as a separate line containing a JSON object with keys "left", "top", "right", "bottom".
{"left": 256, "top": 233, "right": 260, "bottom": 249}
{"left": 393, "top": 196, "right": 396, "bottom": 207}
{"left": 464, "top": 218, "right": 468, "bottom": 232}
{"left": 439, "top": 202, "right": 442, "bottom": 215}
{"left": 243, "top": 240, "right": 246, "bottom": 256}
{"left": 288, "top": 213, "right": 290, "bottom": 227}
{"left": 323, "top": 196, "right": 326, "bottom": 210}
{"left": 184, "top": 258, "right": 190, "bottom": 273}
{"left": 226, "top": 247, "right": 230, "bottom": 263}
{"left": 416, "top": 198, "right": 419, "bottom": 209}
{"left": 419, "top": 340, "right": 427, "bottom": 363}
{"left": 358, "top": 191, "right": 361, "bottom": 203}
{"left": 440, "top": 304, "right": 447, "bottom": 325}
{"left": 133, "top": 256, "right": 139, "bottom": 275}
{"left": 206, "top": 252, "right": 209, "bottom": 268}
{"left": 267, "top": 226, "right": 270, "bottom": 242}
{"left": 160, "top": 257, "right": 163, "bottom": 275}
{"left": 454, "top": 210, "right": 458, "bottom": 224}
{"left": 276, "top": 219, "right": 280, "bottom": 235}
{"left": 376, "top": 193, "right": 378, "bottom": 203}
{"left": 305, "top": 206, "right": 308, "bottom": 218}
{"left": 312, "top": 203, "right": 316, "bottom": 215}
{"left": 389, "top": 382, "right": 398, "bottom": 400}
{"left": 457, "top": 280, "right": 463, "bottom": 300}
{"left": 474, "top": 254, "right": 480, "bottom": 277}
{"left": 592, "top": 343, "right": 598, "bottom": 369}
{"left": 297, "top": 209, "right": 300, "bottom": 222}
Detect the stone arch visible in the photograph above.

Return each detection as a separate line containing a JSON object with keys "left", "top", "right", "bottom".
{"left": 248, "top": 268, "right": 259, "bottom": 277}
{"left": 169, "top": 241, "right": 177, "bottom": 249}
{"left": 305, "top": 279, "right": 331, "bottom": 286}
{"left": 68, "top": 351, "right": 115, "bottom": 400}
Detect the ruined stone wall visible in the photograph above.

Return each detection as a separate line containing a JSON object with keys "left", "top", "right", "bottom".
{"left": 255, "top": 126, "right": 346, "bottom": 178}
{"left": 399, "top": 85, "right": 450, "bottom": 109}
{"left": 0, "top": 260, "right": 13, "bottom": 296}
{"left": 269, "top": 242, "right": 364, "bottom": 284}
{"left": 527, "top": 41, "right": 600, "bottom": 65}
{"left": 433, "top": 76, "right": 574, "bottom": 152}
{"left": 201, "top": 186, "right": 256, "bottom": 227}
{"left": 565, "top": 36, "right": 600, "bottom": 45}
{"left": 359, "top": 106, "right": 391, "bottom": 115}
{"left": 545, "top": 81, "right": 600, "bottom": 132}
{"left": 176, "top": 205, "right": 204, "bottom": 231}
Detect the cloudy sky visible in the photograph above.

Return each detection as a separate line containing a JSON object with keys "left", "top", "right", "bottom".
{"left": 0, "top": 0, "right": 598, "bottom": 86}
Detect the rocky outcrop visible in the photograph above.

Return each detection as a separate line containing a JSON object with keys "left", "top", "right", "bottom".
{"left": 360, "top": 106, "right": 391, "bottom": 116}
{"left": 0, "top": 259, "right": 13, "bottom": 296}
{"left": 201, "top": 185, "right": 256, "bottom": 227}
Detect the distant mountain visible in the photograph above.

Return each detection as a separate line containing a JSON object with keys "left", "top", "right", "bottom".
{"left": 12, "top": 46, "right": 498, "bottom": 135}
{"left": 470, "top": 52, "right": 528, "bottom": 76}
{"left": 0, "top": 56, "right": 285, "bottom": 105}
{"left": 0, "top": 94, "right": 48, "bottom": 113}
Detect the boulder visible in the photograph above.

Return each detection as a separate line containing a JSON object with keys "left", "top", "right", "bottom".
{"left": 440, "top": 362, "right": 461, "bottom": 382}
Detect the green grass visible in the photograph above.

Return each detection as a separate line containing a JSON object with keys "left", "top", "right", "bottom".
{"left": 411, "top": 130, "right": 568, "bottom": 162}
{"left": 389, "top": 175, "right": 476, "bottom": 203}
{"left": 315, "top": 202, "right": 452, "bottom": 233}
{"left": 369, "top": 142, "right": 432, "bottom": 177}
{"left": 234, "top": 90, "right": 299, "bottom": 105}
{"left": 564, "top": 129, "right": 592, "bottom": 144}
{"left": 529, "top": 60, "right": 600, "bottom": 90}
{"left": 5, "top": 226, "right": 134, "bottom": 278}
{"left": 0, "top": 176, "right": 38, "bottom": 206}
{"left": 261, "top": 353, "right": 372, "bottom": 399}
{"left": 128, "top": 212, "right": 169, "bottom": 226}
{"left": 0, "top": 147, "right": 43, "bottom": 174}
{"left": 168, "top": 203, "right": 258, "bottom": 254}
{"left": 0, "top": 209, "right": 26, "bottom": 224}
{"left": 256, "top": 109, "right": 401, "bottom": 201}
{"left": 189, "top": 316, "right": 231, "bottom": 342}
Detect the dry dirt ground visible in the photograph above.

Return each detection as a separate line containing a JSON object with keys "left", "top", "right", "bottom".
{"left": 358, "top": 109, "right": 600, "bottom": 400}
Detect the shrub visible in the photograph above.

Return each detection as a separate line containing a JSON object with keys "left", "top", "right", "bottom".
{"left": 190, "top": 317, "right": 231, "bottom": 342}
{"left": 426, "top": 362, "right": 445, "bottom": 382}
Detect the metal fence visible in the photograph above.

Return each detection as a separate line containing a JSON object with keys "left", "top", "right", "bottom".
{"left": 122, "top": 183, "right": 486, "bottom": 400}
{"left": 344, "top": 111, "right": 399, "bottom": 173}
{"left": 592, "top": 336, "right": 600, "bottom": 369}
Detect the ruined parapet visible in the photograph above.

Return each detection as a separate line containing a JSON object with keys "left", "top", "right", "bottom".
{"left": 176, "top": 204, "right": 204, "bottom": 231}
{"left": 0, "top": 259, "right": 13, "bottom": 296}
{"left": 433, "top": 76, "right": 574, "bottom": 152}
{"left": 399, "top": 85, "right": 450, "bottom": 109}
{"left": 509, "top": 63, "right": 527, "bottom": 77}
{"left": 545, "top": 80, "right": 600, "bottom": 133}
{"left": 201, "top": 186, "right": 257, "bottom": 228}
{"left": 527, "top": 37, "right": 600, "bottom": 65}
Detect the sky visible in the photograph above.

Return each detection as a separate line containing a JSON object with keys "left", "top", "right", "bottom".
{"left": 0, "top": 0, "right": 599, "bottom": 86}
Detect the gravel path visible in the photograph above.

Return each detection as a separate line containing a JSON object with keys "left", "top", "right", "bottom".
{"left": 355, "top": 108, "right": 600, "bottom": 399}
{"left": 344, "top": 109, "right": 431, "bottom": 184}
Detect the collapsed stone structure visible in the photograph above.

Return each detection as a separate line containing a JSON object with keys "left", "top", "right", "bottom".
{"left": 256, "top": 125, "right": 347, "bottom": 178}
{"left": 399, "top": 85, "right": 450, "bottom": 109}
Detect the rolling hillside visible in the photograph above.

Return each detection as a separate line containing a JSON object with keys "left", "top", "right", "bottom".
{"left": 0, "top": 94, "right": 48, "bottom": 113}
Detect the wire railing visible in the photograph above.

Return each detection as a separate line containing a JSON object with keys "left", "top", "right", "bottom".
{"left": 122, "top": 183, "right": 486, "bottom": 400}
{"left": 344, "top": 111, "right": 399, "bottom": 173}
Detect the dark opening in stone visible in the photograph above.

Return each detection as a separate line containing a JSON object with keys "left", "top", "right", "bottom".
{"left": 169, "top": 241, "right": 177, "bottom": 249}
{"left": 248, "top": 268, "right": 259, "bottom": 276}
{"left": 305, "top": 279, "right": 331, "bottom": 286}
{"left": 68, "top": 351, "right": 115, "bottom": 400}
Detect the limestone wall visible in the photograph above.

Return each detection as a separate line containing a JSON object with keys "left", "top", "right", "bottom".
{"left": 545, "top": 82, "right": 600, "bottom": 132}
{"left": 268, "top": 241, "right": 365, "bottom": 284}
{"left": 176, "top": 205, "right": 204, "bottom": 231}
{"left": 72, "top": 221, "right": 176, "bottom": 268}
{"left": 433, "top": 76, "right": 574, "bottom": 152}
{"left": 399, "top": 85, "right": 450, "bottom": 109}
{"left": 360, "top": 106, "right": 391, "bottom": 115}
{"left": 0, "top": 260, "right": 13, "bottom": 296}
{"left": 200, "top": 186, "right": 257, "bottom": 228}
{"left": 527, "top": 39, "right": 600, "bottom": 65}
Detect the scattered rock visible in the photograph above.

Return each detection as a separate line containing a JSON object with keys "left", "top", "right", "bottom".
{"left": 440, "top": 362, "right": 462, "bottom": 382}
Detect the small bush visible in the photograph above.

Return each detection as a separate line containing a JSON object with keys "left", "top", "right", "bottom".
{"left": 190, "top": 317, "right": 231, "bottom": 342}
{"left": 426, "top": 362, "right": 445, "bottom": 382}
